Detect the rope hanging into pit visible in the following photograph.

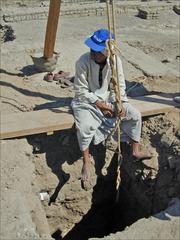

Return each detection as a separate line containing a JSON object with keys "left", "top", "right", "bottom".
{"left": 106, "top": 0, "right": 122, "bottom": 202}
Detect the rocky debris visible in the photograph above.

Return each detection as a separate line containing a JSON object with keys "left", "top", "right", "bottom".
{"left": 124, "top": 115, "right": 179, "bottom": 199}
{"left": 143, "top": 115, "right": 180, "bottom": 155}
{"left": 3, "top": 11, "right": 49, "bottom": 23}
{"left": 26, "top": 114, "right": 179, "bottom": 240}
{"left": 161, "top": 132, "right": 174, "bottom": 148}
{"left": 173, "top": 5, "right": 180, "bottom": 15}
{"left": 161, "top": 58, "right": 172, "bottom": 63}
{"left": 0, "top": 24, "right": 16, "bottom": 42}
{"left": 88, "top": 115, "right": 180, "bottom": 240}
{"left": 2, "top": 112, "right": 179, "bottom": 240}
{"left": 137, "top": 8, "right": 159, "bottom": 19}
{"left": 1, "top": 0, "right": 49, "bottom": 7}
{"left": 63, "top": 0, "right": 99, "bottom": 3}
{"left": 167, "top": 155, "right": 179, "bottom": 169}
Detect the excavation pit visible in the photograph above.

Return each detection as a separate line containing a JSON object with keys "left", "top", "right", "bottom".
{"left": 26, "top": 114, "right": 180, "bottom": 240}
{"left": 1, "top": 2, "right": 180, "bottom": 239}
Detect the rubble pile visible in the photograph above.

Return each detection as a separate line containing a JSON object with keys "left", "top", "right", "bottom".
{"left": 0, "top": 24, "right": 16, "bottom": 42}
{"left": 137, "top": 7, "right": 159, "bottom": 19}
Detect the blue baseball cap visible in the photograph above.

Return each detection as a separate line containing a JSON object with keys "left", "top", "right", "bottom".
{"left": 84, "top": 29, "right": 114, "bottom": 52}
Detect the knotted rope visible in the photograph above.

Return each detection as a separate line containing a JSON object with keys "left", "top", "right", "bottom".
{"left": 106, "top": 0, "right": 122, "bottom": 202}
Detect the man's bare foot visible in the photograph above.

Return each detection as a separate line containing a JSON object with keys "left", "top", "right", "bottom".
{"left": 131, "top": 142, "right": 152, "bottom": 162}
{"left": 81, "top": 160, "right": 91, "bottom": 182}
{"left": 132, "top": 151, "right": 152, "bottom": 162}
{"left": 81, "top": 159, "right": 92, "bottom": 191}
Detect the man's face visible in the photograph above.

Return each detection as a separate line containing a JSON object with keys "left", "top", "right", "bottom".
{"left": 90, "top": 49, "right": 108, "bottom": 64}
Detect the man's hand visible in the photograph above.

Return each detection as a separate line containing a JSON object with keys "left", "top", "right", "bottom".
{"left": 118, "top": 106, "right": 125, "bottom": 118}
{"left": 95, "top": 100, "right": 113, "bottom": 117}
{"left": 102, "top": 110, "right": 113, "bottom": 117}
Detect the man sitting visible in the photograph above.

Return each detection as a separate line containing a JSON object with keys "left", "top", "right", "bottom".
{"left": 71, "top": 29, "right": 151, "bottom": 182}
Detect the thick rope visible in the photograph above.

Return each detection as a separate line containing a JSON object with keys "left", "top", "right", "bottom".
{"left": 106, "top": 0, "right": 122, "bottom": 202}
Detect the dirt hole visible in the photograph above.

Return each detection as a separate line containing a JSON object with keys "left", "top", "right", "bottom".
{"left": 28, "top": 114, "right": 180, "bottom": 240}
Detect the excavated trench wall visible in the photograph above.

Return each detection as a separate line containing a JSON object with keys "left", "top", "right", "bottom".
{"left": 27, "top": 114, "right": 180, "bottom": 240}
{"left": 1, "top": 0, "right": 178, "bottom": 23}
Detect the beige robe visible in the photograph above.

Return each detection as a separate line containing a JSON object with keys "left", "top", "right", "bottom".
{"left": 71, "top": 53, "right": 141, "bottom": 151}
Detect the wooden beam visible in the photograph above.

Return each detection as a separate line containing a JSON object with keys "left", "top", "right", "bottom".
{"left": 130, "top": 94, "right": 179, "bottom": 117}
{"left": 0, "top": 95, "right": 179, "bottom": 140}
{"left": 43, "top": 0, "right": 61, "bottom": 59}
{"left": 0, "top": 109, "right": 74, "bottom": 140}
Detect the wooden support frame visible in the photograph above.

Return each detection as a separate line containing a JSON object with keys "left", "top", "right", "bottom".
{"left": 44, "top": 0, "right": 61, "bottom": 59}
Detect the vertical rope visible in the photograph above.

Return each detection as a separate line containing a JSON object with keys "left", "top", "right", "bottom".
{"left": 106, "top": 0, "right": 122, "bottom": 202}
{"left": 112, "top": 0, "right": 116, "bottom": 39}
{"left": 112, "top": 0, "right": 122, "bottom": 203}
{"left": 106, "top": 0, "right": 111, "bottom": 38}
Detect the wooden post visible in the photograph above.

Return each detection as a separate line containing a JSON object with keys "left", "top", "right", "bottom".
{"left": 43, "top": 0, "right": 61, "bottom": 59}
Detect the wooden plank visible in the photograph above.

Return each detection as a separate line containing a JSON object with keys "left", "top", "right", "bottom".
{"left": 129, "top": 94, "right": 179, "bottom": 117}
{"left": 0, "top": 108, "right": 74, "bottom": 140}
{"left": 0, "top": 95, "right": 178, "bottom": 140}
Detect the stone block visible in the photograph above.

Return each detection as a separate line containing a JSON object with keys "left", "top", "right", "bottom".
{"left": 137, "top": 8, "right": 159, "bottom": 19}
{"left": 161, "top": 133, "right": 174, "bottom": 148}
{"left": 173, "top": 5, "right": 180, "bottom": 15}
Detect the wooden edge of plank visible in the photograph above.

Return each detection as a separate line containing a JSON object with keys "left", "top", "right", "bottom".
{"left": 1, "top": 107, "right": 177, "bottom": 140}
{"left": 141, "top": 105, "right": 178, "bottom": 117}
{"left": 0, "top": 122, "right": 74, "bottom": 140}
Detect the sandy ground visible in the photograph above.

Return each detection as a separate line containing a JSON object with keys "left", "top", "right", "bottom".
{"left": 0, "top": 1, "right": 180, "bottom": 239}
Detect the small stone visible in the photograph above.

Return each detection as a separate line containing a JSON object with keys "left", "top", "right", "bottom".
{"left": 39, "top": 191, "right": 50, "bottom": 201}
{"left": 168, "top": 155, "right": 176, "bottom": 169}
{"left": 173, "top": 96, "right": 180, "bottom": 104}
{"left": 81, "top": 180, "right": 92, "bottom": 191}
{"left": 175, "top": 130, "right": 180, "bottom": 138}
{"left": 33, "top": 142, "right": 41, "bottom": 152}
{"left": 161, "top": 58, "right": 172, "bottom": 63}
{"left": 161, "top": 134, "right": 173, "bottom": 148}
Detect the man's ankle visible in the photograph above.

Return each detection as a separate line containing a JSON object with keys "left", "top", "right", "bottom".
{"left": 83, "top": 157, "right": 90, "bottom": 163}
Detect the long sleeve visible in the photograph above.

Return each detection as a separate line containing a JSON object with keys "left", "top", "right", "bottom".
{"left": 74, "top": 60, "right": 99, "bottom": 104}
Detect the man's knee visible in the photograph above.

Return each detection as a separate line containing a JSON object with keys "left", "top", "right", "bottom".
{"left": 79, "top": 122, "right": 95, "bottom": 136}
{"left": 124, "top": 103, "right": 141, "bottom": 121}
{"left": 132, "top": 109, "right": 141, "bottom": 121}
